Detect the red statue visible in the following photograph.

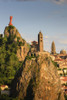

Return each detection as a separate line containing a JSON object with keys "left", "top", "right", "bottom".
{"left": 9, "top": 16, "right": 13, "bottom": 26}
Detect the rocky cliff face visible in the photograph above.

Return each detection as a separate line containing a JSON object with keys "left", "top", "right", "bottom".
{"left": 11, "top": 52, "right": 65, "bottom": 100}
{"left": 4, "top": 26, "right": 29, "bottom": 61}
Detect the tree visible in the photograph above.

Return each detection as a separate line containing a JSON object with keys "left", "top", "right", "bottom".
{"left": 0, "top": 35, "right": 22, "bottom": 85}
{"left": 51, "top": 41, "right": 56, "bottom": 54}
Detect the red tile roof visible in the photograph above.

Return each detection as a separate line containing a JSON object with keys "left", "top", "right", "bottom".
{"left": 55, "top": 59, "right": 64, "bottom": 61}
{"left": 60, "top": 77, "right": 67, "bottom": 81}
{"left": 0, "top": 85, "right": 7, "bottom": 87}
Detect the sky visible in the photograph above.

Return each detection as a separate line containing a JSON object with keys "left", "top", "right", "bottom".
{"left": 0, "top": 0, "right": 67, "bottom": 53}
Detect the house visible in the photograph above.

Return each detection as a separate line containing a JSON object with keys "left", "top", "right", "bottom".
{"left": 0, "top": 85, "right": 10, "bottom": 95}
{"left": 0, "top": 85, "right": 8, "bottom": 90}
{"left": 60, "top": 77, "right": 67, "bottom": 84}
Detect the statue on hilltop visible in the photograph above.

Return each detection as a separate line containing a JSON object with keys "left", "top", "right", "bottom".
{"left": 9, "top": 16, "right": 13, "bottom": 26}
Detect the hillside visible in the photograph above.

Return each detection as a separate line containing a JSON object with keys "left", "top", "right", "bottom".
{"left": 11, "top": 52, "right": 65, "bottom": 100}
{"left": 4, "top": 25, "right": 29, "bottom": 61}
{"left": 0, "top": 26, "right": 29, "bottom": 85}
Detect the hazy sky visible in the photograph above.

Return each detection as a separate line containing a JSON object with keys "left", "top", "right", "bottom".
{"left": 0, "top": 0, "right": 67, "bottom": 53}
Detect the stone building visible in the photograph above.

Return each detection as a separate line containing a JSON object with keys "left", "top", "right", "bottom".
{"left": 60, "top": 50, "right": 67, "bottom": 55}
{"left": 38, "top": 31, "right": 43, "bottom": 52}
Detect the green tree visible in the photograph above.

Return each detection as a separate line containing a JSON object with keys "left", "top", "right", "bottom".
{"left": 0, "top": 35, "right": 22, "bottom": 85}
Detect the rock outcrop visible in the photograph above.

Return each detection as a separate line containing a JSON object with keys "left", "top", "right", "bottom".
{"left": 11, "top": 52, "right": 65, "bottom": 100}
{"left": 4, "top": 26, "right": 29, "bottom": 61}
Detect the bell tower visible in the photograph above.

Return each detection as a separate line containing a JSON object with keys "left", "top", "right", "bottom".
{"left": 38, "top": 31, "right": 43, "bottom": 52}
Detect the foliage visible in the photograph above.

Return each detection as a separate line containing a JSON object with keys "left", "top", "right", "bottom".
{"left": 46, "top": 57, "right": 49, "bottom": 60}
{"left": 0, "top": 35, "right": 22, "bottom": 85}
{"left": 0, "top": 94, "right": 18, "bottom": 100}
{"left": 17, "top": 37, "right": 25, "bottom": 46}
{"left": 64, "top": 94, "right": 67, "bottom": 100}
{"left": 0, "top": 88, "right": 1, "bottom": 95}
{"left": 26, "top": 54, "right": 35, "bottom": 60}
{"left": 63, "top": 68, "right": 67, "bottom": 70}
{"left": 27, "top": 43, "right": 31, "bottom": 49}
{"left": 52, "top": 60, "right": 58, "bottom": 67}
{"left": 65, "top": 83, "right": 67, "bottom": 86}
{"left": 60, "top": 73, "right": 63, "bottom": 76}
{"left": 58, "top": 68, "right": 62, "bottom": 70}
{"left": 58, "top": 92, "right": 61, "bottom": 100}
{"left": 26, "top": 56, "right": 32, "bottom": 60}
{"left": 6, "top": 26, "right": 15, "bottom": 33}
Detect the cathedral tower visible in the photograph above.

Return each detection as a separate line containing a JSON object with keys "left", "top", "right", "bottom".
{"left": 38, "top": 31, "right": 43, "bottom": 52}
{"left": 51, "top": 41, "right": 56, "bottom": 54}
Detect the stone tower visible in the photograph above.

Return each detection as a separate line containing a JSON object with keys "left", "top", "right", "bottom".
{"left": 51, "top": 41, "right": 56, "bottom": 54}
{"left": 38, "top": 31, "right": 43, "bottom": 52}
